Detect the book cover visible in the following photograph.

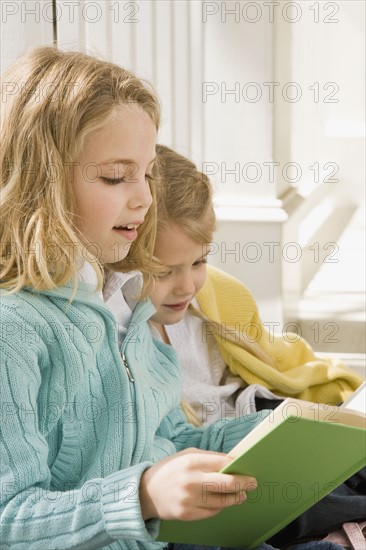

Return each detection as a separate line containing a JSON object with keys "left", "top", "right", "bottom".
{"left": 157, "top": 398, "right": 366, "bottom": 548}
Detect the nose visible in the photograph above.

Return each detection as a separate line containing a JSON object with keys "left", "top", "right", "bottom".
{"left": 174, "top": 272, "right": 195, "bottom": 298}
{"left": 128, "top": 174, "right": 153, "bottom": 210}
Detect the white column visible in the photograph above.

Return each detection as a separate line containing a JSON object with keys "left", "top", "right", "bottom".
{"left": 201, "top": 2, "right": 285, "bottom": 323}
{"left": 279, "top": 0, "right": 365, "bottom": 319}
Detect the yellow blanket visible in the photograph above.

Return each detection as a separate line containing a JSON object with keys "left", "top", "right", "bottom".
{"left": 196, "top": 265, "right": 363, "bottom": 404}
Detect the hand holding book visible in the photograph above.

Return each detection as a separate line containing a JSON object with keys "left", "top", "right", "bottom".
{"left": 158, "top": 387, "right": 366, "bottom": 548}
{"left": 140, "top": 448, "right": 258, "bottom": 521}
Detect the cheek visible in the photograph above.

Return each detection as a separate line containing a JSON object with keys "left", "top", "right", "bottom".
{"left": 195, "top": 268, "right": 207, "bottom": 293}
{"left": 73, "top": 181, "right": 97, "bottom": 223}
{"left": 150, "top": 283, "right": 169, "bottom": 308}
{"left": 75, "top": 186, "right": 120, "bottom": 225}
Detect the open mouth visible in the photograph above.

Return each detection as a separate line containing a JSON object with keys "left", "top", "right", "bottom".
{"left": 112, "top": 224, "right": 139, "bottom": 241}
{"left": 114, "top": 224, "right": 136, "bottom": 230}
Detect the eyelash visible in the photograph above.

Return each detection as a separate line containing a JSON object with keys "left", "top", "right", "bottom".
{"left": 159, "top": 271, "right": 173, "bottom": 279}
{"left": 193, "top": 258, "right": 208, "bottom": 267}
{"left": 100, "top": 177, "right": 125, "bottom": 185}
{"left": 160, "top": 258, "right": 207, "bottom": 278}
{"left": 100, "top": 174, "right": 155, "bottom": 186}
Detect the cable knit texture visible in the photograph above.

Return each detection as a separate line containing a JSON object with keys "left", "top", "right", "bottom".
{"left": 196, "top": 266, "right": 363, "bottom": 404}
{"left": 0, "top": 281, "right": 268, "bottom": 549}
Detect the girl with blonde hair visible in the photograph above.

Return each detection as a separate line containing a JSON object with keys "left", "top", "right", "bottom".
{"left": 149, "top": 145, "right": 362, "bottom": 426}
{"left": 148, "top": 144, "right": 366, "bottom": 549}
{"left": 0, "top": 47, "right": 275, "bottom": 550}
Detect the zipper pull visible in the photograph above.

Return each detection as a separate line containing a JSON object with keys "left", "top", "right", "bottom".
{"left": 121, "top": 353, "right": 135, "bottom": 383}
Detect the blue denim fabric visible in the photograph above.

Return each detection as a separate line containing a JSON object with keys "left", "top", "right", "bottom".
{"left": 268, "top": 482, "right": 366, "bottom": 547}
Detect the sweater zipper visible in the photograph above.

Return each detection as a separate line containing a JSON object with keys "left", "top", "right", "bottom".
{"left": 121, "top": 353, "right": 135, "bottom": 383}
{"left": 120, "top": 333, "right": 136, "bottom": 383}
{"left": 120, "top": 333, "right": 138, "bottom": 455}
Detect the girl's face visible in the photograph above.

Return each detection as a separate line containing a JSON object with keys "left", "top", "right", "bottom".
{"left": 149, "top": 224, "right": 209, "bottom": 326}
{"left": 72, "top": 106, "right": 156, "bottom": 264}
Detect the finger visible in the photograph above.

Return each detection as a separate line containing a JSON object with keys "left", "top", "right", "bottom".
{"left": 197, "top": 490, "right": 248, "bottom": 511}
{"left": 171, "top": 502, "right": 240, "bottom": 522}
{"left": 179, "top": 451, "right": 245, "bottom": 473}
{"left": 178, "top": 448, "right": 227, "bottom": 457}
{"left": 202, "top": 472, "right": 257, "bottom": 493}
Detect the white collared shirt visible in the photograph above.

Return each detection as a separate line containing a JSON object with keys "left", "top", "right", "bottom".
{"left": 78, "top": 262, "right": 143, "bottom": 347}
{"left": 150, "top": 302, "right": 280, "bottom": 424}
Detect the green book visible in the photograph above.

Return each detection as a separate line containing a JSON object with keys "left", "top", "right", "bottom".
{"left": 157, "top": 394, "right": 366, "bottom": 548}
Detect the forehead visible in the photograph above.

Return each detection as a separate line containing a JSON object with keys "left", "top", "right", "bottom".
{"left": 155, "top": 225, "right": 206, "bottom": 265}
{"left": 79, "top": 106, "right": 156, "bottom": 162}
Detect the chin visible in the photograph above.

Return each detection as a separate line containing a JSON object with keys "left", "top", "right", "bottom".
{"left": 171, "top": 312, "right": 186, "bottom": 323}
{"left": 104, "top": 250, "right": 131, "bottom": 264}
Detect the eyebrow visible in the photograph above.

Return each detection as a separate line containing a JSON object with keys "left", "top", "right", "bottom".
{"left": 100, "top": 157, "right": 156, "bottom": 167}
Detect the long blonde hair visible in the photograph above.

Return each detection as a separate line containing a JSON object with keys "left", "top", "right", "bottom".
{"left": 0, "top": 47, "right": 161, "bottom": 294}
{"left": 154, "top": 146, "right": 277, "bottom": 424}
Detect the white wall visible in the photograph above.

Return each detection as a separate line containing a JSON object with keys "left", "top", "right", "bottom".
{"left": 277, "top": 1, "right": 365, "bottom": 318}
{"left": 274, "top": 0, "right": 365, "bottom": 203}
{"left": 55, "top": 0, "right": 205, "bottom": 163}
{"left": 291, "top": 0, "right": 365, "bottom": 204}
{"left": 201, "top": 3, "right": 284, "bottom": 323}
{"left": 1, "top": 0, "right": 363, "bottom": 327}
{"left": 0, "top": 0, "right": 53, "bottom": 72}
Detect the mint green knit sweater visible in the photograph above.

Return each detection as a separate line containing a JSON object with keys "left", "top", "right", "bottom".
{"left": 0, "top": 282, "right": 267, "bottom": 549}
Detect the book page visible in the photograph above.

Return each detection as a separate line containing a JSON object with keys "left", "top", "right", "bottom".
{"left": 227, "top": 397, "right": 366, "bottom": 462}
{"left": 342, "top": 382, "right": 366, "bottom": 414}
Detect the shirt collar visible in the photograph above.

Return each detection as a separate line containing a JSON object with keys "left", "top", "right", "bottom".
{"left": 103, "top": 269, "right": 142, "bottom": 308}
{"left": 77, "top": 262, "right": 142, "bottom": 306}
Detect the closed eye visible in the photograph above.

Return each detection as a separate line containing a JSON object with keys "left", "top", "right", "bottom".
{"left": 193, "top": 257, "right": 208, "bottom": 267}
{"left": 100, "top": 177, "right": 125, "bottom": 185}
{"left": 158, "top": 269, "right": 173, "bottom": 279}
{"left": 101, "top": 174, "right": 154, "bottom": 185}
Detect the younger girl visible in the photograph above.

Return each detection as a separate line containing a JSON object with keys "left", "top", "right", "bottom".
{"left": 149, "top": 146, "right": 363, "bottom": 426}
{"left": 148, "top": 144, "right": 366, "bottom": 549}
{"left": 0, "top": 47, "right": 272, "bottom": 550}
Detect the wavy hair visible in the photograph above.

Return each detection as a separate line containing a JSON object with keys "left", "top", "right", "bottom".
{"left": 155, "top": 144, "right": 215, "bottom": 244}
{"left": 0, "top": 46, "right": 161, "bottom": 294}
{"left": 153, "top": 146, "right": 277, "bottom": 427}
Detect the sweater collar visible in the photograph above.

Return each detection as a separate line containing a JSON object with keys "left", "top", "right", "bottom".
{"left": 24, "top": 268, "right": 155, "bottom": 326}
